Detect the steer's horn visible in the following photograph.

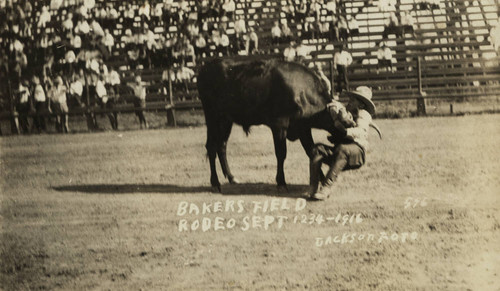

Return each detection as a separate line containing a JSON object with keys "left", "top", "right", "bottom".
{"left": 370, "top": 122, "right": 382, "bottom": 139}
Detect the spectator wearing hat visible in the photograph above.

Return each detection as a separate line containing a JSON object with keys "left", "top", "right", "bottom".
{"left": 128, "top": 75, "right": 148, "bottom": 129}
{"left": 307, "top": 86, "right": 377, "bottom": 200}
{"left": 246, "top": 27, "right": 259, "bottom": 55}
{"left": 53, "top": 76, "right": 69, "bottom": 133}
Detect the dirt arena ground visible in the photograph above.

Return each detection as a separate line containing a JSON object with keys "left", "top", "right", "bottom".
{"left": 1, "top": 114, "right": 499, "bottom": 290}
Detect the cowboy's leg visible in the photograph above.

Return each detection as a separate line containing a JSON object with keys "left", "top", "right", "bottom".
{"left": 309, "top": 144, "right": 333, "bottom": 194}
{"left": 325, "top": 143, "right": 365, "bottom": 183}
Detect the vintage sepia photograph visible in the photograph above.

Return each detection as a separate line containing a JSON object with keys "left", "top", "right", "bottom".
{"left": 1, "top": 0, "right": 499, "bottom": 290}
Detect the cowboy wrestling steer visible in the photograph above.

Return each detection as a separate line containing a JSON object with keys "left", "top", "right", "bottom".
{"left": 198, "top": 59, "right": 353, "bottom": 192}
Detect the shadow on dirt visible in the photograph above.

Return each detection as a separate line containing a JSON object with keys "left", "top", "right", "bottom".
{"left": 52, "top": 183, "right": 308, "bottom": 198}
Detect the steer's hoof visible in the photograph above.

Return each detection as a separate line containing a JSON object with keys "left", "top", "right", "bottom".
{"left": 277, "top": 184, "right": 289, "bottom": 193}
{"left": 229, "top": 177, "right": 240, "bottom": 184}
{"left": 211, "top": 185, "right": 222, "bottom": 193}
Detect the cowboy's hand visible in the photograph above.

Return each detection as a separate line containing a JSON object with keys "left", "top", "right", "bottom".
{"left": 339, "top": 108, "right": 356, "bottom": 128}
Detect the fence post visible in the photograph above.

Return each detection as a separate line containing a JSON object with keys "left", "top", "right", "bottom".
{"left": 330, "top": 60, "right": 335, "bottom": 98}
{"left": 416, "top": 57, "right": 427, "bottom": 116}
{"left": 166, "top": 69, "right": 177, "bottom": 127}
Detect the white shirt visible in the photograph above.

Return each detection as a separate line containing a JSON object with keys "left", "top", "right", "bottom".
{"left": 108, "top": 70, "right": 121, "bottom": 85}
{"left": 271, "top": 25, "right": 281, "bottom": 38}
{"left": 34, "top": 84, "right": 46, "bottom": 102}
{"left": 283, "top": 46, "right": 296, "bottom": 62}
{"left": 70, "top": 80, "right": 83, "bottom": 96}
{"left": 346, "top": 109, "right": 372, "bottom": 151}
{"left": 96, "top": 80, "right": 107, "bottom": 98}
{"left": 19, "top": 84, "right": 30, "bottom": 103}
{"left": 334, "top": 51, "right": 353, "bottom": 66}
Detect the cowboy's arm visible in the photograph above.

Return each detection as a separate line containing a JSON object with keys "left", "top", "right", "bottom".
{"left": 346, "top": 110, "right": 371, "bottom": 140}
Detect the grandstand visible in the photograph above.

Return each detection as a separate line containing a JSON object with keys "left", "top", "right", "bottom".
{"left": 0, "top": 0, "right": 499, "bottom": 134}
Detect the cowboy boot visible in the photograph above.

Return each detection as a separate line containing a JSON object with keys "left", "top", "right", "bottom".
{"left": 306, "top": 158, "right": 323, "bottom": 198}
{"left": 311, "top": 178, "right": 335, "bottom": 201}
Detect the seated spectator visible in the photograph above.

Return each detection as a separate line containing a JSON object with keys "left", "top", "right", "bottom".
{"left": 151, "top": 1, "right": 163, "bottom": 27}
{"left": 90, "top": 19, "right": 105, "bottom": 37}
{"left": 283, "top": 40, "right": 296, "bottom": 62}
{"left": 490, "top": 17, "right": 500, "bottom": 52}
{"left": 38, "top": 6, "right": 51, "bottom": 29}
{"left": 325, "top": 0, "right": 336, "bottom": 16}
{"left": 195, "top": 33, "right": 208, "bottom": 58}
{"left": 62, "top": 13, "right": 74, "bottom": 32}
{"left": 123, "top": 4, "right": 135, "bottom": 30}
{"left": 348, "top": 16, "right": 359, "bottom": 38}
{"left": 103, "top": 29, "right": 114, "bottom": 55}
{"left": 376, "top": 43, "right": 394, "bottom": 73}
{"left": 75, "top": 19, "right": 90, "bottom": 35}
{"left": 309, "top": 0, "right": 322, "bottom": 22}
{"left": 296, "top": 39, "right": 313, "bottom": 63}
{"left": 222, "top": 0, "right": 236, "bottom": 20}
{"left": 296, "top": 0, "right": 308, "bottom": 23}
{"left": 139, "top": 1, "right": 151, "bottom": 27}
{"left": 400, "top": 11, "right": 415, "bottom": 35}
{"left": 378, "top": 0, "right": 396, "bottom": 12}
{"left": 282, "top": 0, "right": 295, "bottom": 24}
{"left": 338, "top": 16, "right": 349, "bottom": 42}
{"left": 176, "top": 62, "right": 195, "bottom": 94}
{"left": 271, "top": 21, "right": 282, "bottom": 45}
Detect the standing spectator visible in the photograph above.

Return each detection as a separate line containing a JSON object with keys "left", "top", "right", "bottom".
{"left": 54, "top": 76, "right": 69, "bottom": 133}
{"left": 296, "top": 0, "right": 308, "bottom": 24}
{"left": 103, "top": 29, "right": 114, "bottom": 55}
{"left": 129, "top": 76, "right": 148, "bottom": 129}
{"left": 282, "top": 1, "right": 295, "bottom": 25}
{"left": 334, "top": 44, "right": 353, "bottom": 92}
{"left": 32, "top": 76, "right": 47, "bottom": 133}
{"left": 246, "top": 27, "right": 259, "bottom": 55}
{"left": 325, "top": 0, "right": 336, "bottom": 16}
{"left": 283, "top": 40, "right": 296, "bottom": 62}
{"left": 281, "top": 21, "right": 293, "bottom": 43}
{"left": 139, "top": 0, "right": 151, "bottom": 27}
{"left": 348, "top": 16, "right": 360, "bottom": 38}
{"left": 177, "top": 62, "right": 195, "bottom": 94}
{"left": 490, "top": 17, "right": 500, "bottom": 52}
{"left": 271, "top": 21, "right": 282, "bottom": 45}
{"left": 123, "top": 4, "right": 135, "bottom": 31}
{"left": 338, "top": 16, "right": 349, "bottom": 42}
{"left": 219, "top": 29, "right": 230, "bottom": 56}
{"left": 17, "top": 80, "right": 31, "bottom": 134}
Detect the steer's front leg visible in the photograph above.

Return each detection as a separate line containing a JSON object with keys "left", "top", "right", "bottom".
{"left": 271, "top": 126, "right": 288, "bottom": 191}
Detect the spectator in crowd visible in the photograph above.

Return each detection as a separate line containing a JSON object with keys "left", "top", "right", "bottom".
{"left": 313, "top": 62, "right": 332, "bottom": 96}
{"left": 296, "top": 39, "right": 313, "bottom": 63}
{"left": 129, "top": 75, "right": 148, "bottom": 129}
{"left": 338, "top": 16, "right": 349, "bottom": 42}
{"left": 348, "top": 16, "right": 359, "bottom": 38}
{"left": 333, "top": 44, "right": 353, "bottom": 92}
{"left": 219, "top": 29, "right": 230, "bottom": 57}
{"left": 282, "top": 0, "right": 295, "bottom": 25}
{"left": 246, "top": 27, "right": 259, "bottom": 55}
{"left": 103, "top": 29, "right": 114, "bottom": 55}
{"left": 307, "top": 86, "right": 376, "bottom": 200}
{"left": 383, "top": 12, "right": 400, "bottom": 39}
{"left": 490, "top": 18, "right": 500, "bottom": 52}
{"left": 271, "top": 21, "right": 282, "bottom": 45}
{"left": 177, "top": 62, "right": 195, "bottom": 95}
{"left": 139, "top": 0, "right": 151, "bottom": 27}
{"left": 376, "top": 43, "right": 394, "bottom": 73}
{"left": 281, "top": 20, "right": 293, "bottom": 43}
{"left": 283, "top": 40, "right": 296, "bottom": 62}
{"left": 296, "top": 0, "right": 308, "bottom": 24}
{"left": 325, "top": 0, "right": 336, "bottom": 16}
{"left": 32, "top": 76, "right": 47, "bottom": 133}
{"left": 222, "top": 0, "right": 236, "bottom": 20}
{"left": 95, "top": 75, "right": 117, "bottom": 130}
{"left": 124, "top": 4, "right": 135, "bottom": 30}
{"left": 38, "top": 6, "right": 51, "bottom": 29}
{"left": 195, "top": 33, "right": 208, "bottom": 58}
{"left": 400, "top": 11, "right": 415, "bottom": 35}
{"left": 53, "top": 76, "right": 69, "bottom": 133}
{"left": 16, "top": 80, "right": 31, "bottom": 134}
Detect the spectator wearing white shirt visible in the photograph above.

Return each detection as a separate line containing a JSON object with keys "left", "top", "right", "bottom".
{"left": 283, "top": 41, "right": 296, "bottom": 62}
{"left": 246, "top": 27, "right": 259, "bottom": 55}
{"left": 128, "top": 75, "right": 148, "bottom": 129}
{"left": 62, "top": 13, "right": 74, "bottom": 32}
{"left": 103, "top": 29, "right": 114, "bottom": 54}
{"left": 348, "top": 16, "right": 359, "bottom": 38}
{"left": 38, "top": 6, "right": 51, "bottom": 29}
{"left": 32, "top": 76, "right": 47, "bottom": 133}
{"left": 139, "top": 0, "right": 151, "bottom": 27}
{"left": 296, "top": 40, "right": 313, "bottom": 63}
{"left": 195, "top": 33, "right": 208, "bottom": 58}
{"left": 90, "top": 19, "right": 105, "bottom": 37}
{"left": 334, "top": 45, "right": 353, "bottom": 92}
{"left": 177, "top": 63, "right": 195, "bottom": 95}
{"left": 490, "top": 18, "right": 500, "bottom": 52}
{"left": 376, "top": 43, "right": 394, "bottom": 73}
{"left": 219, "top": 30, "right": 230, "bottom": 56}
{"left": 281, "top": 21, "right": 292, "bottom": 43}
{"left": 222, "top": 0, "right": 236, "bottom": 20}
{"left": 16, "top": 80, "right": 31, "bottom": 134}
{"left": 271, "top": 21, "right": 282, "bottom": 45}
{"left": 53, "top": 76, "right": 69, "bottom": 133}
{"left": 400, "top": 11, "right": 415, "bottom": 35}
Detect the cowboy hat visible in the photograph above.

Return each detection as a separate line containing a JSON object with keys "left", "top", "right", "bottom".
{"left": 341, "top": 86, "right": 376, "bottom": 115}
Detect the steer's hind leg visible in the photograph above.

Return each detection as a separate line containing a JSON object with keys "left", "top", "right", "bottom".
{"left": 217, "top": 119, "right": 239, "bottom": 184}
{"left": 271, "top": 126, "right": 288, "bottom": 190}
{"left": 205, "top": 119, "right": 221, "bottom": 192}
